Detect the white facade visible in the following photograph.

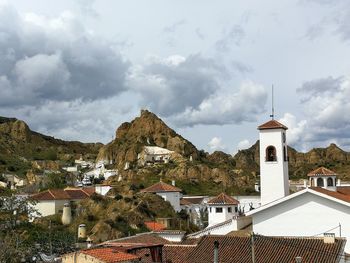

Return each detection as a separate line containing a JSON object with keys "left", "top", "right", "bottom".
{"left": 247, "top": 188, "right": 350, "bottom": 253}
{"left": 33, "top": 199, "right": 68, "bottom": 217}
{"left": 157, "top": 192, "right": 181, "bottom": 212}
{"left": 95, "top": 185, "right": 112, "bottom": 196}
{"left": 234, "top": 195, "right": 261, "bottom": 213}
{"left": 155, "top": 231, "right": 185, "bottom": 242}
{"left": 208, "top": 204, "right": 238, "bottom": 227}
{"left": 259, "top": 127, "right": 289, "bottom": 205}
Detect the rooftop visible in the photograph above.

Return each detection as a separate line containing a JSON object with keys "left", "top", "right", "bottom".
{"left": 31, "top": 188, "right": 94, "bottom": 201}
{"left": 81, "top": 247, "right": 140, "bottom": 263}
{"left": 258, "top": 119, "right": 288, "bottom": 130}
{"left": 207, "top": 193, "right": 239, "bottom": 205}
{"left": 144, "top": 221, "right": 166, "bottom": 231}
{"left": 141, "top": 181, "right": 182, "bottom": 193}
{"left": 308, "top": 167, "right": 337, "bottom": 177}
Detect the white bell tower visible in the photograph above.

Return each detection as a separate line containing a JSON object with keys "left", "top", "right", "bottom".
{"left": 258, "top": 120, "right": 289, "bottom": 205}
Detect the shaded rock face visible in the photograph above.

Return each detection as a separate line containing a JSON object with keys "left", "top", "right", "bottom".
{"left": 234, "top": 141, "right": 350, "bottom": 179}
{"left": 97, "top": 110, "right": 199, "bottom": 169}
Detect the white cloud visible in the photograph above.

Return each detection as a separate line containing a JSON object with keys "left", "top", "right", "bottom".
{"left": 172, "top": 81, "right": 267, "bottom": 126}
{"left": 279, "top": 113, "right": 307, "bottom": 147}
{"left": 208, "top": 137, "right": 226, "bottom": 152}
{"left": 237, "top": 139, "right": 250, "bottom": 150}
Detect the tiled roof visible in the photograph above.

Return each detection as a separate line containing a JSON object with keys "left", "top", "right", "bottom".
{"left": 31, "top": 188, "right": 92, "bottom": 201}
{"left": 186, "top": 235, "right": 345, "bottom": 263}
{"left": 145, "top": 221, "right": 166, "bottom": 231}
{"left": 311, "top": 186, "right": 350, "bottom": 203}
{"left": 141, "top": 181, "right": 182, "bottom": 193}
{"left": 107, "top": 233, "right": 171, "bottom": 245}
{"left": 208, "top": 193, "right": 239, "bottom": 205}
{"left": 163, "top": 245, "right": 197, "bottom": 263}
{"left": 180, "top": 198, "right": 192, "bottom": 205}
{"left": 258, "top": 120, "right": 288, "bottom": 130}
{"left": 308, "top": 167, "right": 337, "bottom": 177}
{"left": 181, "top": 197, "right": 204, "bottom": 205}
{"left": 81, "top": 247, "right": 140, "bottom": 263}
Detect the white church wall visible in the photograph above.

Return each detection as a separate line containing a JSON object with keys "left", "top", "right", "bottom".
{"left": 259, "top": 129, "right": 289, "bottom": 205}
{"left": 252, "top": 192, "right": 350, "bottom": 252}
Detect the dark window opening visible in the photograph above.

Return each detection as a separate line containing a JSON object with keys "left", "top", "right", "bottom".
{"left": 216, "top": 207, "right": 223, "bottom": 213}
{"left": 283, "top": 146, "right": 288, "bottom": 162}
{"left": 228, "top": 207, "right": 232, "bottom": 213}
{"left": 266, "top": 146, "right": 277, "bottom": 162}
{"left": 317, "top": 178, "right": 324, "bottom": 187}
{"left": 327, "top": 178, "right": 333, "bottom": 187}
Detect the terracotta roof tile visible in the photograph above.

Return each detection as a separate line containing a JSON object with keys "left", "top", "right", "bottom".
{"left": 31, "top": 188, "right": 91, "bottom": 201}
{"left": 258, "top": 120, "right": 288, "bottom": 130}
{"left": 181, "top": 197, "right": 204, "bottom": 204}
{"left": 180, "top": 198, "right": 192, "bottom": 205}
{"left": 311, "top": 186, "right": 350, "bottom": 203}
{"left": 308, "top": 167, "right": 337, "bottom": 177}
{"left": 141, "top": 181, "right": 181, "bottom": 193}
{"left": 186, "top": 235, "right": 345, "bottom": 263}
{"left": 107, "top": 233, "right": 171, "bottom": 245}
{"left": 208, "top": 193, "right": 239, "bottom": 205}
{"left": 145, "top": 221, "right": 166, "bottom": 231}
{"left": 82, "top": 247, "right": 139, "bottom": 263}
{"left": 163, "top": 245, "right": 196, "bottom": 263}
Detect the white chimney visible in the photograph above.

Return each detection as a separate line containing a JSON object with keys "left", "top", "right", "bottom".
{"left": 172, "top": 180, "right": 176, "bottom": 186}
{"left": 324, "top": 233, "right": 335, "bottom": 244}
{"left": 213, "top": 240, "right": 219, "bottom": 263}
{"left": 337, "top": 179, "right": 341, "bottom": 186}
{"left": 295, "top": 256, "right": 302, "bottom": 263}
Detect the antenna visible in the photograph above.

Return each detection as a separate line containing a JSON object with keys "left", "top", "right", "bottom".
{"left": 270, "top": 85, "right": 275, "bottom": 120}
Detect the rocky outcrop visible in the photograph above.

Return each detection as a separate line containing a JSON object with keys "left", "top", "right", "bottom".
{"left": 97, "top": 110, "right": 199, "bottom": 169}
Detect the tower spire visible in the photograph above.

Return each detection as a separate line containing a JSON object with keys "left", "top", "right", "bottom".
{"left": 270, "top": 85, "right": 275, "bottom": 120}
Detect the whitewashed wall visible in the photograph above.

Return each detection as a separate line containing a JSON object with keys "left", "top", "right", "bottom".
{"left": 157, "top": 192, "right": 181, "bottom": 212}
{"left": 252, "top": 192, "right": 350, "bottom": 252}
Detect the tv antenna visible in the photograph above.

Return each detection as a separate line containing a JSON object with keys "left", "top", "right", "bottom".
{"left": 270, "top": 85, "right": 275, "bottom": 120}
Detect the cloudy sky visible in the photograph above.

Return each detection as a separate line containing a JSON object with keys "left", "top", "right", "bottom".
{"left": 1, "top": 0, "right": 350, "bottom": 154}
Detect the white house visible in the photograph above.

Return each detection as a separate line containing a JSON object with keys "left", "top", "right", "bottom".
{"left": 246, "top": 119, "right": 350, "bottom": 253}
{"left": 31, "top": 187, "right": 95, "bottom": 217}
{"left": 141, "top": 181, "right": 182, "bottom": 212}
{"left": 207, "top": 192, "right": 239, "bottom": 227}
{"left": 138, "top": 146, "right": 174, "bottom": 166}
{"left": 180, "top": 196, "right": 207, "bottom": 227}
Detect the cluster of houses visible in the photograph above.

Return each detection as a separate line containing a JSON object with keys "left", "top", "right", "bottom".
{"left": 3, "top": 117, "right": 350, "bottom": 262}
{"left": 59, "top": 118, "right": 350, "bottom": 262}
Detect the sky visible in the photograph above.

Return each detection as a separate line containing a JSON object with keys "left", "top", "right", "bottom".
{"left": 1, "top": 0, "right": 350, "bottom": 154}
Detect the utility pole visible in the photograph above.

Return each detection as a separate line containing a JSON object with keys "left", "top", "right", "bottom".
{"left": 251, "top": 232, "right": 256, "bottom": 263}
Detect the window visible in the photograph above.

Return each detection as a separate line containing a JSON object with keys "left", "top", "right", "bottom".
{"left": 209, "top": 207, "right": 212, "bottom": 213}
{"left": 266, "top": 146, "right": 277, "bottom": 162}
{"left": 282, "top": 132, "right": 286, "bottom": 143}
{"left": 216, "top": 207, "right": 223, "bottom": 213}
{"left": 317, "top": 178, "right": 324, "bottom": 187}
{"left": 327, "top": 178, "right": 333, "bottom": 187}
{"left": 228, "top": 207, "right": 232, "bottom": 213}
{"left": 283, "top": 146, "right": 288, "bottom": 162}
{"left": 235, "top": 207, "right": 238, "bottom": 213}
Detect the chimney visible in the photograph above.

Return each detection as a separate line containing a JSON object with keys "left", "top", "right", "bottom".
{"left": 61, "top": 203, "right": 72, "bottom": 225}
{"left": 78, "top": 224, "right": 87, "bottom": 239}
{"left": 324, "top": 233, "right": 335, "bottom": 244}
{"left": 295, "top": 256, "right": 302, "bottom": 263}
{"left": 337, "top": 179, "right": 341, "bottom": 186}
{"left": 172, "top": 180, "right": 176, "bottom": 186}
{"left": 213, "top": 240, "right": 219, "bottom": 263}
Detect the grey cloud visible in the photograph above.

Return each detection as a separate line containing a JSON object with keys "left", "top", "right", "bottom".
{"left": 163, "top": 19, "right": 186, "bottom": 33}
{"left": 294, "top": 75, "right": 350, "bottom": 150}
{"left": 129, "top": 54, "right": 227, "bottom": 117}
{"left": 76, "top": 0, "right": 99, "bottom": 18}
{"left": 215, "top": 25, "right": 245, "bottom": 52}
{"left": 195, "top": 28, "right": 205, "bottom": 40}
{"left": 231, "top": 60, "right": 253, "bottom": 74}
{"left": 0, "top": 4, "right": 129, "bottom": 107}
{"left": 297, "top": 76, "right": 343, "bottom": 102}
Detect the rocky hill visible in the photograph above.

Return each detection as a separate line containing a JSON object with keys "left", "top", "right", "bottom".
{"left": 234, "top": 141, "right": 350, "bottom": 180}
{"left": 97, "top": 110, "right": 256, "bottom": 195}
{"left": 0, "top": 116, "right": 102, "bottom": 177}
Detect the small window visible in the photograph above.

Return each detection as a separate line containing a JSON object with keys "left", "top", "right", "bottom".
{"left": 209, "top": 207, "right": 212, "bottom": 213}
{"left": 216, "top": 207, "right": 223, "bottom": 213}
{"left": 283, "top": 146, "right": 288, "bottom": 162}
{"left": 317, "top": 178, "right": 324, "bottom": 187}
{"left": 266, "top": 146, "right": 277, "bottom": 162}
{"left": 327, "top": 178, "right": 333, "bottom": 187}
{"left": 228, "top": 207, "right": 232, "bottom": 213}
{"left": 282, "top": 133, "right": 286, "bottom": 143}
{"left": 235, "top": 207, "right": 238, "bottom": 213}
